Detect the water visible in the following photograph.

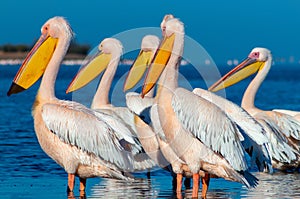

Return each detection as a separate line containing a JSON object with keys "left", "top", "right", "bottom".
{"left": 0, "top": 64, "right": 300, "bottom": 199}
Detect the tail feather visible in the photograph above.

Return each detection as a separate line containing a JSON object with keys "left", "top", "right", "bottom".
{"left": 238, "top": 170, "right": 259, "bottom": 188}
{"left": 132, "top": 153, "right": 157, "bottom": 171}
{"left": 202, "top": 163, "right": 258, "bottom": 188}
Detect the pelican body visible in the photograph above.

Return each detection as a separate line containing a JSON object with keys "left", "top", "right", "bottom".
{"left": 7, "top": 17, "right": 152, "bottom": 194}
{"left": 134, "top": 17, "right": 258, "bottom": 198}
{"left": 209, "top": 47, "right": 300, "bottom": 170}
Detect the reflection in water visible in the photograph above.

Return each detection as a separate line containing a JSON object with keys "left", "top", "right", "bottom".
{"left": 89, "top": 171, "right": 300, "bottom": 199}
{"left": 90, "top": 178, "right": 157, "bottom": 198}
{"left": 246, "top": 172, "right": 300, "bottom": 199}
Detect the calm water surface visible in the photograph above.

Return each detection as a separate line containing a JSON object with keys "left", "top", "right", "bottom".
{"left": 0, "top": 64, "right": 299, "bottom": 198}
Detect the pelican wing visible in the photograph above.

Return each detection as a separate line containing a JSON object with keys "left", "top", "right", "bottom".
{"left": 172, "top": 87, "right": 247, "bottom": 171}
{"left": 268, "top": 111, "right": 300, "bottom": 141}
{"left": 193, "top": 88, "right": 272, "bottom": 172}
{"left": 193, "top": 88, "right": 268, "bottom": 144}
{"left": 41, "top": 100, "right": 134, "bottom": 171}
{"left": 254, "top": 112, "right": 299, "bottom": 163}
{"left": 96, "top": 107, "right": 157, "bottom": 170}
{"left": 93, "top": 109, "right": 138, "bottom": 147}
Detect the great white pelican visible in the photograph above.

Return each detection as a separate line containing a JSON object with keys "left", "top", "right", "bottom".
{"left": 7, "top": 17, "right": 154, "bottom": 194}
{"left": 139, "top": 17, "right": 258, "bottom": 198}
{"left": 209, "top": 47, "right": 300, "bottom": 170}
{"left": 125, "top": 34, "right": 197, "bottom": 191}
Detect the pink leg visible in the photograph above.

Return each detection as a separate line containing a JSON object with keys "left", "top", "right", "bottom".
{"left": 192, "top": 173, "right": 200, "bottom": 198}
{"left": 79, "top": 178, "right": 86, "bottom": 191}
{"left": 67, "top": 173, "right": 75, "bottom": 192}
{"left": 176, "top": 173, "right": 183, "bottom": 199}
{"left": 201, "top": 173, "right": 210, "bottom": 199}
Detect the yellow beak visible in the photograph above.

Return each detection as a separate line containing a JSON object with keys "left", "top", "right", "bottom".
{"left": 123, "top": 50, "right": 153, "bottom": 92}
{"left": 208, "top": 57, "right": 265, "bottom": 92}
{"left": 66, "top": 51, "right": 112, "bottom": 93}
{"left": 7, "top": 34, "right": 58, "bottom": 96}
{"left": 141, "top": 34, "right": 175, "bottom": 97}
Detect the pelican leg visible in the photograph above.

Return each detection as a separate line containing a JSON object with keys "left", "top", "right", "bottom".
{"left": 192, "top": 173, "right": 200, "bottom": 198}
{"left": 79, "top": 178, "right": 86, "bottom": 191}
{"left": 201, "top": 173, "right": 210, "bottom": 199}
{"left": 176, "top": 173, "right": 183, "bottom": 192}
{"left": 176, "top": 173, "right": 183, "bottom": 198}
{"left": 67, "top": 173, "right": 75, "bottom": 192}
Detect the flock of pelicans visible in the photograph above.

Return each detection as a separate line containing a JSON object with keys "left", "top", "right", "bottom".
{"left": 6, "top": 14, "right": 300, "bottom": 198}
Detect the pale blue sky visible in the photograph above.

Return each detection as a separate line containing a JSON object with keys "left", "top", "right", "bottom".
{"left": 1, "top": 0, "right": 300, "bottom": 64}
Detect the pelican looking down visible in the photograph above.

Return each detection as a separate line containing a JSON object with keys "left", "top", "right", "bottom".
{"left": 138, "top": 17, "right": 258, "bottom": 198}
{"left": 209, "top": 47, "right": 300, "bottom": 170}
{"left": 7, "top": 17, "right": 154, "bottom": 194}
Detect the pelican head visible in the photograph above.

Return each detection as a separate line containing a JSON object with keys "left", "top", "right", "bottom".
{"left": 41, "top": 17, "right": 73, "bottom": 41}
{"left": 66, "top": 38, "right": 123, "bottom": 93}
{"left": 141, "top": 18, "right": 184, "bottom": 96}
{"left": 123, "top": 35, "right": 160, "bottom": 91}
{"left": 7, "top": 17, "right": 73, "bottom": 96}
{"left": 208, "top": 47, "right": 272, "bottom": 92}
{"left": 160, "top": 14, "right": 174, "bottom": 36}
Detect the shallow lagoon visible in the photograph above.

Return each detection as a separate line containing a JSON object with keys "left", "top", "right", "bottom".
{"left": 1, "top": 64, "right": 299, "bottom": 198}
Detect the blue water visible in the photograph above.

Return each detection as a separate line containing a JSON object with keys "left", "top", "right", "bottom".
{"left": 0, "top": 64, "right": 300, "bottom": 199}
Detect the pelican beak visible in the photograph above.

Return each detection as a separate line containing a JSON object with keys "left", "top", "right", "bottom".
{"left": 208, "top": 57, "right": 265, "bottom": 92}
{"left": 123, "top": 50, "right": 153, "bottom": 92}
{"left": 141, "top": 33, "right": 175, "bottom": 97}
{"left": 7, "top": 34, "right": 58, "bottom": 96}
{"left": 66, "top": 51, "right": 112, "bottom": 93}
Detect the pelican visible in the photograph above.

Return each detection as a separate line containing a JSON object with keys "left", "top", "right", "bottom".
{"left": 138, "top": 17, "right": 258, "bottom": 198}
{"left": 125, "top": 34, "right": 196, "bottom": 190}
{"left": 7, "top": 17, "right": 154, "bottom": 194}
{"left": 209, "top": 47, "right": 300, "bottom": 169}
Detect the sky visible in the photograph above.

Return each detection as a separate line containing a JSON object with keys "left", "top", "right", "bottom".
{"left": 1, "top": 0, "right": 300, "bottom": 64}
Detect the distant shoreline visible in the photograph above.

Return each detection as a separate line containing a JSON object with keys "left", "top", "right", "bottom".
{"left": 0, "top": 52, "right": 138, "bottom": 66}
{"left": 0, "top": 51, "right": 86, "bottom": 60}
{"left": 0, "top": 51, "right": 87, "bottom": 66}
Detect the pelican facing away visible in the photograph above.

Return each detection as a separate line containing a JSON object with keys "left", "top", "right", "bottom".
{"left": 209, "top": 47, "right": 300, "bottom": 169}
{"left": 7, "top": 17, "right": 154, "bottom": 194}
{"left": 138, "top": 17, "right": 258, "bottom": 198}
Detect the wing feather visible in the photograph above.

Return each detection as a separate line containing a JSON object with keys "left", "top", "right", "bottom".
{"left": 193, "top": 88, "right": 268, "bottom": 144}
{"left": 172, "top": 88, "right": 247, "bottom": 171}
{"left": 41, "top": 100, "right": 135, "bottom": 171}
{"left": 193, "top": 88, "right": 272, "bottom": 172}
{"left": 268, "top": 111, "right": 300, "bottom": 140}
{"left": 255, "top": 112, "right": 299, "bottom": 163}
